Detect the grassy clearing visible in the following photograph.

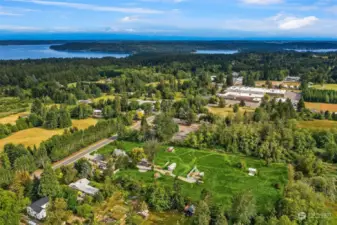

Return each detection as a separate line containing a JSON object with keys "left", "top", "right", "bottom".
{"left": 305, "top": 102, "right": 337, "bottom": 112}
{"left": 0, "top": 112, "right": 29, "bottom": 125}
{"left": 0, "top": 118, "right": 98, "bottom": 150}
{"left": 297, "top": 120, "right": 337, "bottom": 130}
{"left": 98, "top": 142, "right": 287, "bottom": 214}
{"left": 93, "top": 94, "right": 115, "bottom": 102}
{"left": 207, "top": 106, "right": 254, "bottom": 117}
{"left": 72, "top": 118, "right": 98, "bottom": 130}
{"left": 312, "top": 84, "right": 337, "bottom": 91}
{"left": 0, "top": 97, "right": 30, "bottom": 118}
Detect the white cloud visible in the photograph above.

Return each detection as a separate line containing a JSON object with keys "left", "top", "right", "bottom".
{"left": 0, "top": 11, "right": 21, "bottom": 16}
{"left": 9, "top": 0, "right": 163, "bottom": 14}
{"left": 140, "top": 0, "right": 185, "bottom": 3}
{"left": 0, "top": 25, "right": 40, "bottom": 31}
{"left": 121, "top": 16, "right": 140, "bottom": 22}
{"left": 242, "top": 0, "right": 283, "bottom": 5}
{"left": 278, "top": 16, "right": 318, "bottom": 30}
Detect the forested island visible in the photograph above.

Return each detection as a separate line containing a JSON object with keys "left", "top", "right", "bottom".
{"left": 1, "top": 50, "right": 337, "bottom": 224}
{"left": 49, "top": 40, "right": 337, "bottom": 54}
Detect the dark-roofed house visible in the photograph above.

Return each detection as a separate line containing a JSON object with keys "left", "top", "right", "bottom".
{"left": 27, "top": 197, "right": 49, "bottom": 220}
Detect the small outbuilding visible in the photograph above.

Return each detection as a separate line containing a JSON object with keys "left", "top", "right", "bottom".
{"left": 167, "top": 147, "right": 175, "bottom": 153}
{"left": 248, "top": 168, "right": 257, "bottom": 176}
{"left": 113, "top": 149, "right": 127, "bottom": 158}
{"left": 184, "top": 204, "right": 196, "bottom": 217}
{"left": 168, "top": 163, "right": 177, "bottom": 172}
{"left": 93, "top": 109, "right": 103, "bottom": 118}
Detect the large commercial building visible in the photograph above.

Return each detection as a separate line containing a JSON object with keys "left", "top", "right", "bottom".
{"left": 218, "top": 86, "right": 286, "bottom": 103}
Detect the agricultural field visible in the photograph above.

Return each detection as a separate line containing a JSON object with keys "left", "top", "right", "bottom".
{"left": 305, "top": 102, "right": 337, "bottom": 112}
{"left": 311, "top": 84, "right": 337, "bottom": 91}
{"left": 97, "top": 142, "right": 288, "bottom": 214}
{"left": 0, "top": 112, "right": 29, "bottom": 125}
{"left": 0, "top": 118, "right": 98, "bottom": 150}
{"left": 297, "top": 120, "right": 337, "bottom": 130}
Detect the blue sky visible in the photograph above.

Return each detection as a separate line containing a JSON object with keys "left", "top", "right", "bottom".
{"left": 1, "top": 0, "right": 337, "bottom": 38}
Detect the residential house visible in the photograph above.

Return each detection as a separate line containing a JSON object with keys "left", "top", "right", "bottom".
{"left": 27, "top": 197, "right": 49, "bottom": 220}
{"left": 69, "top": 178, "right": 99, "bottom": 196}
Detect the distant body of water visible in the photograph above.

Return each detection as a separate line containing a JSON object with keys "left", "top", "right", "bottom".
{"left": 0, "top": 45, "right": 130, "bottom": 60}
{"left": 285, "top": 49, "right": 337, "bottom": 53}
{"left": 195, "top": 50, "right": 239, "bottom": 54}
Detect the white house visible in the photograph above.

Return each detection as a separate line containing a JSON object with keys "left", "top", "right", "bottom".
{"left": 27, "top": 197, "right": 49, "bottom": 220}
{"left": 69, "top": 178, "right": 99, "bottom": 196}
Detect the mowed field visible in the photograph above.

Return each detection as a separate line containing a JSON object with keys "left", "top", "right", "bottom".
{"left": 297, "top": 120, "right": 337, "bottom": 130}
{"left": 305, "top": 102, "right": 337, "bottom": 112}
{"left": 311, "top": 84, "right": 337, "bottom": 91}
{"left": 0, "top": 118, "right": 98, "bottom": 150}
{"left": 97, "top": 142, "right": 287, "bottom": 214}
{"left": 0, "top": 112, "right": 29, "bottom": 125}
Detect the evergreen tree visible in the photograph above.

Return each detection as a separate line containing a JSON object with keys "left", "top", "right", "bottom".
{"left": 58, "top": 106, "right": 72, "bottom": 128}
{"left": 44, "top": 107, "right": 59, "bottom": 129}
{"left": 297, "top": 97, "right": 305, "bottom": 112}
{"left": 38, "top": 165, "right": 60, "bottom": 197}
{"left": 193, "top": 200, "right": 211, "bottom": 225}
{"left": 230, "top": 191, "right": 256, "bottom": 224}
{"left": 226, "top": 73, "right": 233, "bottom": 87}
{"left": 219, "top": 98, "right": 226, "bottom": 108}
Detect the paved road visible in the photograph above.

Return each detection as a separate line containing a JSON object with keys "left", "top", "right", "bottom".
{"left": 33, "top": 115, "right": 156, "bottom": 178}
{"left": 53, "top": 136, "right": 118, "bottom": 169}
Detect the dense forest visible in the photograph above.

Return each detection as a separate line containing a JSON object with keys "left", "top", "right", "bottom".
{"left": 49, "top": 40, "right": 337, "bottom": 53}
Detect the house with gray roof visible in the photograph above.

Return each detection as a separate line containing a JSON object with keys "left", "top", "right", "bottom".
{"left": 27, "top": 197, "right": 49, "bottom": 220}
{"left": 69, "top": 178, "right": 99, "bottom": 196}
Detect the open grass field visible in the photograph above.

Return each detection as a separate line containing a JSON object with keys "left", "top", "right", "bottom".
{"left": 305, "top": 102, "right": 337, "bottom": 112}
{"left": 0, "top": 112, "right": 29, "bottom": 125}
{"left": 0, "top": 118, "right": 98, "bottom": 150}
{"left": 93, "top": 94, "right": 115, "bottom": 102}
{"left": 207, "top": 106, "right": 254, "bottom": 117}
{"left": 72, "top": 118, "right": 98, "bottom": 130}
{"left": 311, "top": 84, "right": 337, "bottom": 91}
{"left": 97, "top": 142, "right": 287, "bottom": 214}
{"left": 0, "top": 128, "right": 64, "bottom": 150}
{"left": 297, "top": 120, "right": 337, "bottom": 130}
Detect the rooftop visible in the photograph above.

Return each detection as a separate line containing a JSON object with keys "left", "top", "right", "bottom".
{"left": 226, "top": 86, "right": 286, "bottom": 95}
{"left": 29, "top": 197, "right": 49, "bottom": 213}
{"left": 69, "top": 178, "right": 99, "bottom": 196}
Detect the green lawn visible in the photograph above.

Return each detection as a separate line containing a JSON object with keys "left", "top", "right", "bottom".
{"left": 96, "top": 142, "right": 288, "bottom": 214}
{"left": 312, "top": 84, "right": 337, "bottom": 91}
